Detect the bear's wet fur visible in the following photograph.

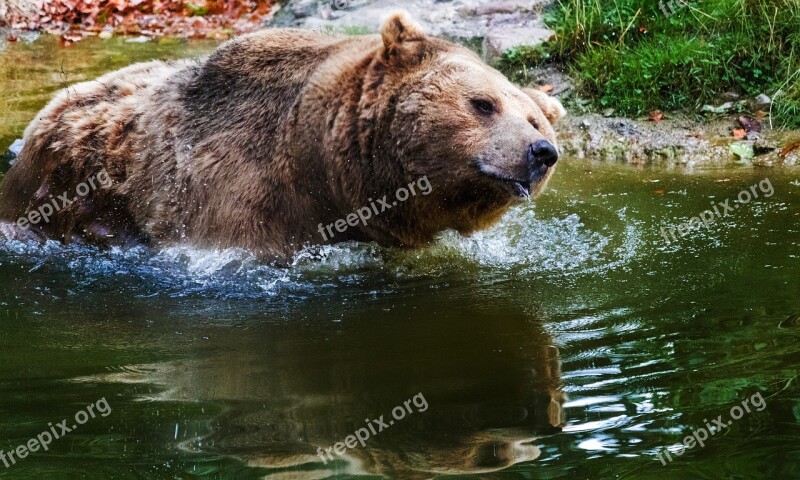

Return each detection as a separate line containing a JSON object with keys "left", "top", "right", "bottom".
{"left": 0, "top": 11, "right": 565, "bottom": 261}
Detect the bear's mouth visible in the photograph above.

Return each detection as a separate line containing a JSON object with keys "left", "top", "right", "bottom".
{"left": 476, "top": 161, "right": 553, "bottom": 200}
{"left": 506, "top": 179, "right": 532, "bottom": 198}
{"left": 492, "top": 175, "right": 533, "bottom": 199}
{"left": 476, "top": 165, "right": 535, "bottom": 199}
{"left": 485, "top": 174, "right": 532, "bottom": 199}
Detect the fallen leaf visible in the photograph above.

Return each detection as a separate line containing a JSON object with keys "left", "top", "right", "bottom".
{"left": 648, "top": 110, "right": 663, "bottom": 123}
{"left": 2, "top": 0, "right": 273, "bottom": 41}
{"left": 702, "top": 102, "right": 734, "bottom": 114}
{"left": 732, "top": 128, "right": 746, "bottom": 140}
{"left": 654, "top": 189, "right": 666, "bottom": 195}
{"left": 755, "top": 110, "right": 768, "bottom": 121}
{"left": 780, "top": 142, "right": 800, "bottom": 158}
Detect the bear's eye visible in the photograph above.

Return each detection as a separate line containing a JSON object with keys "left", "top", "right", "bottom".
{"left": 471, "top": 99, "right": 496, "bottom": 116}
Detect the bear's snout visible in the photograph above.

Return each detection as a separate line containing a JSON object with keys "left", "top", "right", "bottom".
{"left": 527, "top": 140, "right": 559, "bottom": 175}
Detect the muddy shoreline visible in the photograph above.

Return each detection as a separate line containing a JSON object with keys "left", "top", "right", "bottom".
{"left": 557, "top": 114, "right": 799, "bottom": 168}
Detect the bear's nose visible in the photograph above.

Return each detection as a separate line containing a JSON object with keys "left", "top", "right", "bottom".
{"left": 527, "top": 140, "right": 559, "bottom": 171}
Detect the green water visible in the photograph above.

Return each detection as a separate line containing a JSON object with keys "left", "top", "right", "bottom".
{"left": 0, "top": 34, "right": 799, "bottom": 480}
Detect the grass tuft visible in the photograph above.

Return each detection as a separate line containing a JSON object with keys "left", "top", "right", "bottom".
{"left": 505, "top": 0, "right": 800, "bottom": 128}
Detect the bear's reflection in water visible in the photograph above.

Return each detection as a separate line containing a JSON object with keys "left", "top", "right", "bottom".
{"left": 101, "top": 297, "right": 564, "bottom": 478}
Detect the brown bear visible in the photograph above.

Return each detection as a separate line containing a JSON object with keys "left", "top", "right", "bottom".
{"left": 0, "top": 11, "right": 565, "bottom": 262}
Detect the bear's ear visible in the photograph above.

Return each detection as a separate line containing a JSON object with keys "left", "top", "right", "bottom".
{"left": 380, "top": 11, "right": 427, "bottom": 56}
{"left": 522, "top": 88, "right": 567, "bottom": 125}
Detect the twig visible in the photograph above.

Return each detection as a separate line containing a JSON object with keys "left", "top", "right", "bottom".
{"left": 618, "top": 8, "right": 640, "bottom": 47}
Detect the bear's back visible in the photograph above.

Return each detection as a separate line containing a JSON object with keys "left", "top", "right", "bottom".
{"left": 179, "top": 30, "right": 374, "bottom": 148}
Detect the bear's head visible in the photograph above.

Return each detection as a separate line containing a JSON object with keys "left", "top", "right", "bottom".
{"left": 366, "top": 11, "right": 566, "bottom": 237}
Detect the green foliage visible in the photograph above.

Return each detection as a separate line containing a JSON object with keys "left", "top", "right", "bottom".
{"left": 507, "top": 0, "right": 800, "bottom": 127}
{"left": 184, "top": 2, "right": 208, "bottom": 16}
{"left": 498, "top": 45, "right": 551, "bottom": 82}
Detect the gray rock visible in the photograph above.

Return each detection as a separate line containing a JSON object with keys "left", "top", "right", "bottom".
{"left": 753, "top": 137, "right": 778, "bottom": 154}
{"left": 125, "top": 35, "right": 151, "bottom": 43}
{"left": 474, "top": 0, "right": 537, "bottom": 15}
{"left": 272, "top": 0, "right": 552, "bottom": 44}
{"left": 8, "top": 138, "right": 24, "bottom": 156}
{"left": 289, "top": 0, "right": 320, "bottom": 18}
{"left": 754, "top": 94, "right": 772, "bottom": 109}
{"left": 482, "top": 25, "right": 553, "bottom": 63}
{"left": 5, "top": 138, "right": 24, "bottom": 166}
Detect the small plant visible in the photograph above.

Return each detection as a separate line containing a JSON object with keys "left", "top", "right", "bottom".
{"left": 498, "top": 45, "right": 550, "bottom": 83}
{"left": 184, "top": 2, "right": 208, "bottom": 16}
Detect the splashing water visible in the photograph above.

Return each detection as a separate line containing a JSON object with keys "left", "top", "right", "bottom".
{"left": 0, "top": 204, "right": 635, "bottom": 300}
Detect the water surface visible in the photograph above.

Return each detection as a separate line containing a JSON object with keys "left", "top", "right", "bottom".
{"left": 0, "top": 34, "right": 798, "bottom": 480}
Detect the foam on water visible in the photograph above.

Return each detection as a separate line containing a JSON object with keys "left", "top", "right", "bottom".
{"left": 0, "top": 205, "right": 640, "bottom": 299}
{"left": 393, "top": 206, "right": 642, "bottom": 278}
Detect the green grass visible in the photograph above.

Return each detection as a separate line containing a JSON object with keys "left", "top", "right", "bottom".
{"left": 502, "top": 0, "right": 800, "bottom": 128}
{"left": 321, "top": 25, "right": 372, "bottom": 36}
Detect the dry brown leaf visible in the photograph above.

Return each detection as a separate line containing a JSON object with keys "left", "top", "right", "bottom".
{"left": 648, "top": 110, "right": 663, "bottom": 123}
{"left": 3, "top": 0, "right": 274, "bottom": 40}
{"left": 779, "top": 142, "right": 800, "bottom": 158}
{"left": 732, "top": 128, "right": 747, "bottom": 140}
